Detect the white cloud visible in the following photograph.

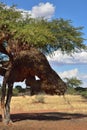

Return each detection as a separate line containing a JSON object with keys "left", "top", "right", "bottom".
{"left": 31, "top": 2, "right": 55, "bottom": 19}
{"left": 47, "top": 50, "right": 87, "bottom": 65}
{"left": 70, "top": 51, "right": 87, "bottom": 64}
{"left": 47, "top": 50, "right": 87, "bottom": 87}
{"left": 21, "top": 2, "right": 55, "bottom": 19}
{"left": 58, "top": 68, "right": 79, "bottom": 79}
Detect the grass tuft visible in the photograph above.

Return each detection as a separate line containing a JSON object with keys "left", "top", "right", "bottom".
{"left": 32, "top": 94, "right": 45, "bottom": 104}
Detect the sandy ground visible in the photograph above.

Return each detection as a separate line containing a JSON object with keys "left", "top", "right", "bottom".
{"left": 0, "top": 112, "right": 87, "bottom": 130}
{"left": 0, "top": 95, "right": 87, "bottom": 130}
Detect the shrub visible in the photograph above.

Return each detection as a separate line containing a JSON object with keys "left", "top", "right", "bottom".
{"left": 79, "top": 91, "right": 87, "bottom": 98}
{"left": 32, "top": 94, "right": 45, "bottom": 103}
{"left": 13, "top": 88, "right": 19, "bottom": 96}
{"left": 66, "top": 86, "right": 77, "bottom": 95}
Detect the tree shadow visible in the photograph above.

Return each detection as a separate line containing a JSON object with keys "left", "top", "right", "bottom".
{"left": 8, "top": 112, "right": 87, "bottom": 122}
{"left": 0, "top": 112, "right": 87, "bottom": 123}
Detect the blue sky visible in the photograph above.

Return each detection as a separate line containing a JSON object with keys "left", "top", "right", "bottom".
{"left": 0, "top": 0, "right": 87, "bottom": 87}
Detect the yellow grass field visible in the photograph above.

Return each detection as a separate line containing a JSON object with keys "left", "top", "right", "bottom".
{"left": 10, "top": 94, "right": 87, "bottom": 114}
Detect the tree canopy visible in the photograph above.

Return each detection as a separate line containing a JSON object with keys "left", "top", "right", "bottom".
{"left": 0, "top": 2, "right": 86, "bottom": 56}
{"left": 64, "top": 77, "right": 83, "bottom": 88}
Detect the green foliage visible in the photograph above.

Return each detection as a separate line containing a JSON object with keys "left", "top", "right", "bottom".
{"left": 13, "top": 88, "right": 19, "bottom": 96}
{"left": 66, "top": 86, "right": 77, "bottom": 95}
{"left": 65, "top": 79, "right": 87, "bottom": 98}
{"left": 15, "top": 85, "right": 23, "bottom": 93}
{"left": 65, "top": 77, "right": 84, "bottom": 95}
{"left": 75, "top": 87, "right": 87, "bottom": 98}
{"left": 0, "top": 2, "right": 86, "bottom": 55}
{"left": 49, "top": 19, "right": 86, "bottom": 53}
{"left": 0, "top": 3, "right": 22, "bottom": 36}
{"left": 64, "top": 77, "right": 83, "bottom": 88}
{"left": 13, "top": 85, "right": 26, "bottom": 96}
{"left": 80, "top": 91, "right": 87, "bottom": 98}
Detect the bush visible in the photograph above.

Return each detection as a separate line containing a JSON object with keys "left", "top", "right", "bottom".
{"left": 13, "top": 88, "right": 19, "bottom": 96}
{"left": 79, "top": 91, "right": 87, "bottom": 98}
{"left": 32, "top": 94, "right": 45, "bottom": 103}
{"left": 74, "top": 87, "right": 87, "bottom": 98}
{"left": 66, "top": 86, "right": 77, "bottom": 95}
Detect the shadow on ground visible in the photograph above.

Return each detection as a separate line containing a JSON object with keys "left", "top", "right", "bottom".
{"left": 0, "top": 112, "right": 87, "bottom": 123}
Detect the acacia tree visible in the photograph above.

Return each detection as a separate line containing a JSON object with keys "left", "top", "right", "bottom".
{"left": 64, "top": 77, "right": 83, "bottom": 88}
{"left": 0, "top": 2, "right": 86, "bottom": 58}
{"left": 0, "top": 3, "right": 87, "bottom": 124}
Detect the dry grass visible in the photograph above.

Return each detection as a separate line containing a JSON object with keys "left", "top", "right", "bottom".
{"left": 0, "top": 95, "right": 87, "bottom": 130}
{"left": 9, "top": 94, "right": 87, "bottom": 114}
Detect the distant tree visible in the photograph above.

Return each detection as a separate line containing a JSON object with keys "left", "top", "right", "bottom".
{"left": 64, "top": 77, "right": 83, "bottom": 88}
{"left": 15, "top": 85, "right": 23, "bottom": 93}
